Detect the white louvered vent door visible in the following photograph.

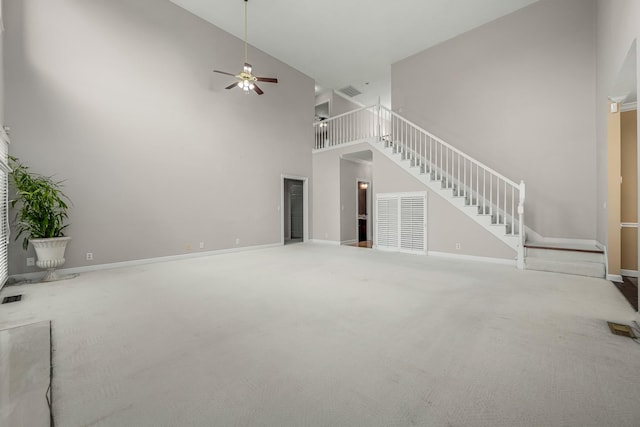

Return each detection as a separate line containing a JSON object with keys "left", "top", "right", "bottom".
{"left": 376, "top": 196, "right": 398, "bottom": 250}
{"left": 376, "top": 192, "right": 426, "bottom": 254}
{"left": 400, "top": 196, "right": 426, "bottom": 253}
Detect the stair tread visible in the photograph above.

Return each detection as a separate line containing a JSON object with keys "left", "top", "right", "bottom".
{"left": 525, "top": 257, "right": 605, "bottom": 278}
{"left": 525, "top": 241, "right": 603, "bottom": 254}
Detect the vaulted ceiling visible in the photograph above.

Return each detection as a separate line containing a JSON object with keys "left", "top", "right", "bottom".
{"left": 170, "top": 0, "right": 539, "bottom": 106}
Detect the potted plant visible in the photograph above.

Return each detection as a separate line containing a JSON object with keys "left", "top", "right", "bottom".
{"left": 9, "top": 156, "right": 72, "bottom": 281}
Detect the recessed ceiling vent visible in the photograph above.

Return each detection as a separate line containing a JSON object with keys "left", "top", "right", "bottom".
{"left": 339, "top": 85, "right": 362, "bottom": 98}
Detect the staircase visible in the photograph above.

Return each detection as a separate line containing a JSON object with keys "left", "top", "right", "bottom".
{"left": 313, "top": 103, "right": 605, "bottom": 277}
{"left": 524, "top": 241, "right": 606, "bottom": 278}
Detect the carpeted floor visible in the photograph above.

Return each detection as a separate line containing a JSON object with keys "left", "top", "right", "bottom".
{"left": 1, "top": 243, "right": 639, "bottom": 426}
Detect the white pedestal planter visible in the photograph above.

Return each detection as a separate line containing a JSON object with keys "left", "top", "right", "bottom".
{"left": 30, "top": 237, "right": 71, "bottom": 282}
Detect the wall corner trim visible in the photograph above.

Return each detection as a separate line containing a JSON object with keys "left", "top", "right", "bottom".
{"left": 620, "top": 269, "right": 638, "bottom": 278}
{"left": 606, "top": 274, "right": 623, "bottom": 282}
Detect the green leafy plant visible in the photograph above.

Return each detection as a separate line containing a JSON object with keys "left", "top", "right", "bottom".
{"left": 8, "top": 156, "right": 71, "bottom": 250}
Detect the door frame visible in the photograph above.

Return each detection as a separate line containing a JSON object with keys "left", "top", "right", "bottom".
{"left": 355, "top": 178, "right": 372, "bottom": 243}
{"left": 281, "top": 175, "right": 309, "bottom": 245}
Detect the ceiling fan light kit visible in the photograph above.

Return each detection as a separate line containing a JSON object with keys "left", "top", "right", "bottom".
{"left": 213, "top": 0, "right": 278, "bottom": 95}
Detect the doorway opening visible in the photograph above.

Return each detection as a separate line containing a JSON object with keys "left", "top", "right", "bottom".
{"left": 356, "top": 180, "right": 372, "bottom": 248}
{"left": 607, "top": 39, "right": 638, "bottom": 312}
{"left": 282, "top": 176, "right": 308, "bottom": 245}
{"left": 339, "top": 150, "right": 373, "bottom": 247}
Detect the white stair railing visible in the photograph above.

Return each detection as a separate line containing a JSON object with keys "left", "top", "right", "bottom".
{"left": 314, "top": 105, "right": 381, "bottom": 149}
{"left": 314, "top": 103, "right": 526, "bottom": 267}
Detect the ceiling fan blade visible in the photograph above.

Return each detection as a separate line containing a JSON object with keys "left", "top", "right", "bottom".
{"left": 253, "top": 84, "right": 264, "bottom": 95}
{"left": 225, "top": 82, "right": 238, "bottom": 90}
{"left": 255, "top": 77, "right": 278, "bottom": 84}
{"left": 214, "top": 70, "right": 237, "bottom": 77}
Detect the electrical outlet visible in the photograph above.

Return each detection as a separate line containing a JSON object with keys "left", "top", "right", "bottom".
{"left": 26, "top": 257, "right": 35, "bottom": 266}
{"left": 455, "top": 243, "right": 461, "bottom": 250}
{"left": 86, "top": 252, "right": 93, "bottom": 261}
{"left": 199, "top": 242, "right": 204, "bottom": 249}
{"left": 235, "top": 238, "right": 240, "bottom": 245}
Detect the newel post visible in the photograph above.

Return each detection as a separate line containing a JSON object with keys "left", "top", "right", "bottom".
{"left": 516, "top": 180, "right": 526, "bottom": 269}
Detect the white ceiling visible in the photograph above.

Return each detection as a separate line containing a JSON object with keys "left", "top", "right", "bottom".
{"left": 170, "top": 0, "right": 539, "bottom": 106}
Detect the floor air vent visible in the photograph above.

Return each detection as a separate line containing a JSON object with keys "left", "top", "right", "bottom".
{"left": 607, "top": 321, "right": 636, "bottom": 338}
{"left": 338, "top": 85, "right": 362, "bottom": 98}
{"left": 2, "top": 295, "right": 23, "bottom": 304}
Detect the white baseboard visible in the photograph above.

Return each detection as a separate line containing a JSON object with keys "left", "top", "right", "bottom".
{"left": 620, "top": 269, "right": 638, "bottom": 278}
{"left": 606, "top": 274, "right": 623, "bottom": 282}
{"left": 309, "top": 239, "right": 340, "bottom": 245}
{"left": 528, "top": 236, "right": 600, "bottom": 246}
{"left": 340, "top": 239, "right": 357, "bottom": 245}
{"left": 8, "top": 243, "right": 282, "bottom": 283}
{"left": 427, "top": 251, "right": 516, "bottom": 267}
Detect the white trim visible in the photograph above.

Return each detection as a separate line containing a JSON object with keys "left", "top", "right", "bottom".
{"left": 281, "top": 175, "right": 309, "bottom": 245}
{"left": 621, "top": 222, "right": 638, "bottom": 228}
{"left": 620, "top": 269, "right": 639, "bottom": 278}
{"left": 621, "top": 102, "right": 637, "bottom": 112}
{"left": 428, "top": 251, "right": 517, "bottom": 267}
{"left": 603, "top": 243, "right": 610, "bottom": 278}
{"left": 340, "top": 239, "right": 357, "bottom": 245}
{"left": 8, "top": 243, "right": 282, "bottom": 283}
{"left": 607, "top": 274, "right": 624, "bottom": 282}
{"left": 309, "top": 239, "right": 340, "bottom": 245}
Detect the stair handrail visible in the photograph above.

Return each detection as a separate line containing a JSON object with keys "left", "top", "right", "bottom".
{"left": 381, "top": 106, "right": 519, "bottom": 189}
{"left": 313, "top": 105, "right": 373, "bottom": 125}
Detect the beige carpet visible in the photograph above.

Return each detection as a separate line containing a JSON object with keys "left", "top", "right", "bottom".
{"left": 1, "top": 243, "right": 639, "bottom": 426}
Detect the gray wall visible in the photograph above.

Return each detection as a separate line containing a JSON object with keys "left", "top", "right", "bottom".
{"left": 0, "top": 6, "right": 4, "bottom": 123}
{"left": 391, "top": 0, "right": 597, "bottom": 240}
{"left": 313, "top": 143, "right": 370, "bottom": 242}
{"left": 596, "top": 0, "right": 640, "bottom": 246}
{"left": 340, "top": 158, "right": 372, "bottom": 243}
{"left": 4, "top": 0, "right": 314, "bottom": 274}
{"left": 331, "top": 92, "right": 362, "bottom": 116}
{"left": 314, "top": 90, "right": 361, "bottom": 118}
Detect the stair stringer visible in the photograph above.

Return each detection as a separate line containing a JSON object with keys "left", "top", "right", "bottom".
{"left": 364, "top": 137, "right": 521, "bottom": 253}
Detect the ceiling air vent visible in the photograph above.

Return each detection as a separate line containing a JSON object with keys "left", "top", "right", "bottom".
{"left": 339, "top": 85, "right": 362, "bottom": 98}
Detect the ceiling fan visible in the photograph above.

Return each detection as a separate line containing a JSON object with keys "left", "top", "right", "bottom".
{"left": 213, "top": 0, "right": 278, "bottom": 95}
